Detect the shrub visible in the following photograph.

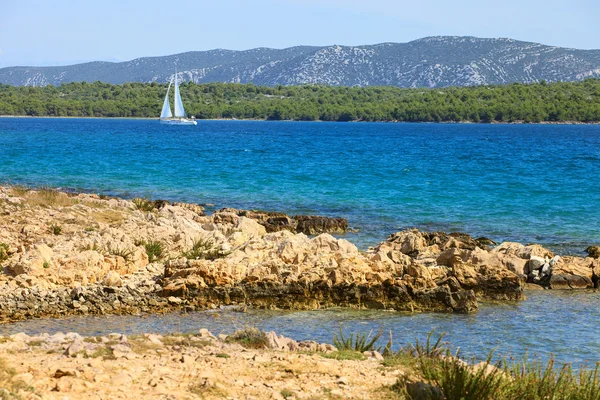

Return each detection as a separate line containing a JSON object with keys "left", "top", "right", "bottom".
{"left": 142, "top": 240, "right": 164, "bottom": 262}
{"left": 226, "top": 328, "right": 268, "bottom": 349}
{"left": 132, "top": 197, "right": 154, "bottom": 212}
{"left": 105, "top": 245, "right": 134, "bottom": 262}
{"left": 182, "top": 237, "right": 229, "bottom": 260}
{"left": 333, "top": 327, "right": 384, "bottom": 352}
{"left": 50, "top": 224, "right": 62, "bottom": 235}
{"left": 390, "top": 331, "right": 600, "bottom": 400}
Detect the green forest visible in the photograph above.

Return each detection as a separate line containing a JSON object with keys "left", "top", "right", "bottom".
{"left": 1, "top": 79, "right": 600, "bottom": 123}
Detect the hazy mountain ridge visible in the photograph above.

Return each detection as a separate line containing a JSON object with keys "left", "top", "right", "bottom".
{"left": 2, "top": 36, "right": 600, "bottom": 88}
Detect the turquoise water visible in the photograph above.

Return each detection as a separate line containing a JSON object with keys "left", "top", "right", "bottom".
{"left": 1, "top": 117, "right": 599, "bottom": 252}
{"left": 1, "top": 291, "right": 599, "bottom": 365}
{"left": 2, "top": 118, "right": 600, "bottom": 364}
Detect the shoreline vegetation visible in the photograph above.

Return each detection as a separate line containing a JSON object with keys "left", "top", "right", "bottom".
{"left": 2, "top": 328, "right": 600, "bottom": 399}
{"left": 1, "top": 79, "right": 599, "bottom": 123}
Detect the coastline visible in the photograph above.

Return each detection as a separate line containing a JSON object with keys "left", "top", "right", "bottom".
{"left": 2, "top": 114, "right": 599, "bottom": 124}
{"left": 0, "top": 185, "right": 598, "bottom": 325}
{"left": 2, "top": 185, "right": 600, "bottom": 398}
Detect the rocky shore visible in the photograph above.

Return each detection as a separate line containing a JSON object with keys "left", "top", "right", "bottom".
{"left": 0, "top": 328, "right": 402, "bottom": 399}
{"left": 0, "top": 186, "right": 599, "bottom": 323}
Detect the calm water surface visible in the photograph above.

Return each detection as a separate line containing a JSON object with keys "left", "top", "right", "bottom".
{"left": 0, "top": 291, "right": 598, "bottom": 365}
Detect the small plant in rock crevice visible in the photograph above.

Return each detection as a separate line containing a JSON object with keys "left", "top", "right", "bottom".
{"left": 142, "top": 240, "right": 164, "bottom": 263}
{"left": 181, "top": 237, "right": 229, "bottom": 260}
{"left": 0, "top": 243, "right": 9, "bottom": 262}
{"left": 132, "top": 198, "right": 155, "bottom": 212}
{"left": 50, "top": 224, "right": 62, "bottom": 235}
{"left": 105, "top": 244, "right": 134, "bottom": 262}
{"left": 225, "top": 328, "right": 268, "bottom": 349}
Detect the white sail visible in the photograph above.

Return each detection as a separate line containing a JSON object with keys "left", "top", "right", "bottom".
{"left": 173, "top": 72, "right": 186, "bottom": 118}
{"left": 160, "top": 82, "right": 173, "bottom": 119}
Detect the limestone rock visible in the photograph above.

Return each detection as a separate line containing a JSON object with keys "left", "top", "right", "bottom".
{"left": 549, "top": 256, "right": 594, "bottom": 289}
{"left": 102, "top": 271, "right": 123, "bottom": 287}
{"left": 294, "top": 215, "right": 347, "bottom": 235}
{"left": 585, "top": 246, "right": 600, "bottom": 258}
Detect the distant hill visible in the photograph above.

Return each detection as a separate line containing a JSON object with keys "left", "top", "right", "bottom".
{"left": 1, "top": 36, "right": 600, "bottom": 88}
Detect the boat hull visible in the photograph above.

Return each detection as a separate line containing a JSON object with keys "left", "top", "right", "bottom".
{"left": 159, "top": 118, "right": 197, "bottom": 126}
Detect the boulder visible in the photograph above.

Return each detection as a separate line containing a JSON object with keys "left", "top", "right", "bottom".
{"left": 386, "top": 229, "right": 427, "bottom": 256}
{"left": 492, "top": 242, "right": 525, "bottom": 257}
{"left": 9, "top": 243, "right": 54, "bottom": 276}
{"left": 294, "top": 215, "right": 347, "bottom": 235}
{"left": 549, "top": 256, "right": 594, "bottom": 289}
{"left": 585, "top": 246, "right": 600, "bottom": 259}
{"left": 102, "top": 271, "right": 123, "bottom": 287}
{"left": 500, "top": 255, "right": 528, "bottom": 278}
{"left": 518, "top": 244, "right": 554, "bottom": 260}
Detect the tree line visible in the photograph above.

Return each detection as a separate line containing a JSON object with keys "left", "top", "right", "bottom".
{"left": 0, "top": 79, "right": 599, "bottom": 123}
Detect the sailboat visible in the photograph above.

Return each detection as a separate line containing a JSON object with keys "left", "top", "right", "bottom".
{"left": 159, "top": 71, "right": 197, "bottom": 125}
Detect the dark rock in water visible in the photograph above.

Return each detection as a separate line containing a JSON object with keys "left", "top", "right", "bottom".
{"left": 172, "top": 280, "right": 478, "bottom": 314}
{"left": 550, "top": 274, "right": 594, "bottom": 289}
{"left": 422, "top": 231, "right": 480, "bottom": 250}
{"left": 411, "top": 286, "right": 478, "bottom": 314}
{"left": 212, "top": 208, "right": 347, "bottom": 235}
{"left": 293, "top": 215, "right": 348, "bottom": 235}
{"left": 585, "top": 246, "right": 600, "bottom": 259}
{"left": 448, "top": 232, "right": 479, "bottom": 250}
{"left": 265, "top": 215, "right": 295, "bottom": 232}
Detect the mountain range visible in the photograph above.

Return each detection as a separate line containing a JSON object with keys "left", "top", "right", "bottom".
{"left": 1, "top": 36, "right": 600, "bottom": 88}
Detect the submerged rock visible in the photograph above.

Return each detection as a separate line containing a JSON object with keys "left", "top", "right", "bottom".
{"left": 211, "top": 208, "right": 348, "bottom": 235}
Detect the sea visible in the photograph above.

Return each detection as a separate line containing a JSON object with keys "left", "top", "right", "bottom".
{"left": 1, "top": 117, "right": 600, "bottom": 363}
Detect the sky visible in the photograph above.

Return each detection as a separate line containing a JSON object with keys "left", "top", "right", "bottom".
{"left": 0, "top": 0, "right": 598, "bottom": 67}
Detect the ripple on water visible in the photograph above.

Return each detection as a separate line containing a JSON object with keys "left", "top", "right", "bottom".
{"left": 1, "top": 290, "right": 599, "bottom": 365}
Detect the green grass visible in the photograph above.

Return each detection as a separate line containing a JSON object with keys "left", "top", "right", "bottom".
{"left": 50, "top": 224, "right": 62, "bottom": 235}
{"left": 132, "top": 197, "right": 154, "bottom": 212}
{"left": 387, "top": 331, "right": 600, "bottom": 400}
{"left": 181, "top": 237, "right": 229, "bottom": 260}
{"left": 225, "top": 328, "right": 268, "bottom": 349}
{"left": 88, "top": 346, "right": 116, "bottom": 360}
{"left": 0, "top": 243, "right": 9, "bottom": 262}
{"left": 142, "top": 240, "right": 164, "bottom": 263}
{"left": 105, "top": 244, "right": 134, "bottom": 262}
{"left": 81, "top": 243, "right": 100, "bottom": 252}
{"left": 333, "top": 327, "right": 384, "bottom": 352}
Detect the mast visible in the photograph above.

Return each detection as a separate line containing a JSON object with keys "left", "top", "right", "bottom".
{"left": 173, "top": 69, "right": 186, "bottom": 118}
{"left": 160, "top": 81, "right": 173, "bottom": 119}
